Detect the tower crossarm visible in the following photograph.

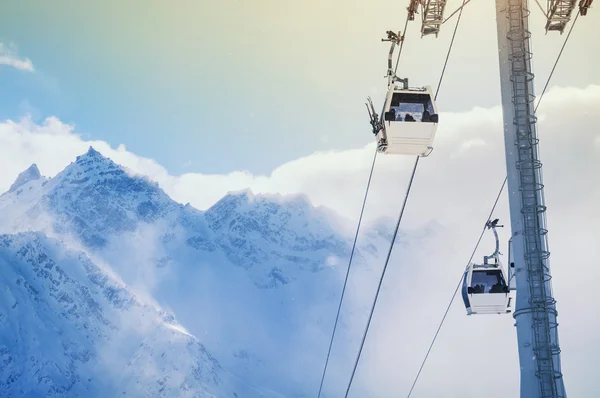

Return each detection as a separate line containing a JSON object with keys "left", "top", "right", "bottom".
{"left": 579, "top": 0, "right": 593, "bottom": 16}
{"left": 545, "top": 0, "right": 578, "bottom": 33}
{"left": 421, "top": 0, "right": 448, "bottom": 37}
{"left": 407, "top": 0, "right": 422, "bottom": 20}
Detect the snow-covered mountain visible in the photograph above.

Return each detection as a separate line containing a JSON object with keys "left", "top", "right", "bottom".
{"left": 0, "top": 231, "right": 282, "bottom": 397}
{"left": 0, "top": 147, "right": 442, "bottom": 396}
{"left": 0, "top": 147, "right": 355, "bottom": 283}
{"left": 7, "top": 164, "right": 43, "bottom": 194}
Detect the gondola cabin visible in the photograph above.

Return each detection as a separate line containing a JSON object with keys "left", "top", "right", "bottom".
{"left": 377, "top": 84, "right": 439, "bottom": 156}
{"left": 461, "top": 264, "right": 511, "bottom": 315}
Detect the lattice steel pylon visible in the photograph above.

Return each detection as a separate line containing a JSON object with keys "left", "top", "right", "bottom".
{"left": 406, "top": 0, "right": 448, "bottom": 37}
{"left": 579, "top": 0, "right": 593, "bottom": 16}
{"left": 494, "top": 0, "right": 566, "bottom": 396}
{"left": 422, "top": 0, "right": 448, "bottom": 37}
{"left": 546, "top": 0, "right": 578, "bottom": 33}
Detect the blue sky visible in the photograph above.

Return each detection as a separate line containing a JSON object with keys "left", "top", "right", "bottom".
{"left": 1, "top": 0, "right": 598, "bottom": 176}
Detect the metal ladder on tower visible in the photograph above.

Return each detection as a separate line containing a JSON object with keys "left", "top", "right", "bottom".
{"left": 505, "top": 0, "right": 565, "bottom": 397}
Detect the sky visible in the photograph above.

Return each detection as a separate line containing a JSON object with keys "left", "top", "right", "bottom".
{"left": 0, "top": 73, "right": 599, "bottom": 398}
{"left": 1, "top": 85, "right": 597, "bottom": 397}
{"left": 1, "top": 1, "right": 599, "bottom": 397}
{"left": 0, "top": 0, "right": 598, "bottom": 176}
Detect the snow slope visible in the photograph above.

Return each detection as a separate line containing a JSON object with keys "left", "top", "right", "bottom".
{"left": 0, "top": 231, "right": 282, "bottom": 397}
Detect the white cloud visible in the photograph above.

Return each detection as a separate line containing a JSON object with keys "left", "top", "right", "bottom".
{"left": 0, "top": 85, "right": 599, "bottom": 396}
{"left": 325, "top": 255, "right": 342, "bottom": 267}
{"left": 2, "top": 85, "right": 598, "bottom": 228}
{"left": 463, "top": 138, "right": 488, "bottom": 150}
{"left": 0, "top": 42, "right": 35, "bottom": 72}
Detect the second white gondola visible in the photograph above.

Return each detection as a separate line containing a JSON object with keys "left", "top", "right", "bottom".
{"left": 461, "top": 219, "right": 513, "bottom": 315}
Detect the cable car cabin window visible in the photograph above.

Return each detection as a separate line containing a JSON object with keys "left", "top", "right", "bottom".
{"left": 388, "top": 92, "right": 437, "bottom": 123}
{"left": 470, "top": 270, "right": 507, "bottom": 294}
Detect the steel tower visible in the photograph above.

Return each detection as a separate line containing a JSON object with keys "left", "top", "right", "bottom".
{"left": 494, "top": 0, "right": 566, "bottom": 396}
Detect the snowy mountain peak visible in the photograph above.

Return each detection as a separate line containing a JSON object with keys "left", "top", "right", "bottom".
{"left": 72, "top": 145, "right": 115, "bottom": 170}
{"left": 81, "top": 145, "right": 102, "bottom": 159}
{"left": 203, "top": 187, "right": 351, "bottom": 274}
{"left": 211, "top": 189, "right": 314, "bottom": 217}
{"left": 22, "top": 148, "right": 178, "bottom": 248}
{"left": 8, "top": 164, "right": 41, "bottom": 193}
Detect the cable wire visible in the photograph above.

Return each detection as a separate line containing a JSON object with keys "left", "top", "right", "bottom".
{"left": 442, "top": 0, "right": 473, "bottom": 25}
{"left": 403, "top": 11, "right": 580, "bottom": 394}
{"left": 405, "top": 177, "right": 507, "bottom": 397}
{"left": 435, "top": 0, "right": 468, "bottom": 101}
{"left": 533, "top": 0, "right": 548, "bottom": 18}
{"left": 316, "top": 147, "right": 378, "bottom": 398}
{"left": 394, "top": 15, "right": 413, "bottom": 78}
{"left": 534, "top": 9, "right": 580, "bottom": 113}
{"left": 344, "top": 156, "right": 421, "bottom": 398}
{"left": 318, "top": 11, "right": 413, "bottom": 397}
{"left": 343, "top": 3, "right": 469, "bottom": 394}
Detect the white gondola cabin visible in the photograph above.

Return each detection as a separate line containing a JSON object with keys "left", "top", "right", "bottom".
{"left": 461, "top": 219, "right": 513, "bottom": 315}
{"left": 462, "top": 264, "right": 511, "bottom": 315}
{"left": 377, "top": 84, "right": 439, "bottom": 156}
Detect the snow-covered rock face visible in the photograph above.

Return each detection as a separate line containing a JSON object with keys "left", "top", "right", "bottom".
{"left": 0, "top": 232, "right": 275, "bottom": 397}
{"left": 8, "top": 164, "right": 41, "bottom": 193}
{"left": 40, "top": 147, "right": 178, "bottom": 248}
{"left": 204, "top": 190, "right": 350, "bottom": 272}
{"left": 0, "top": 147, "right": 355, "bottom": 286}
{"left": 0, "top": 148, "right": 442, "bottom": 397}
